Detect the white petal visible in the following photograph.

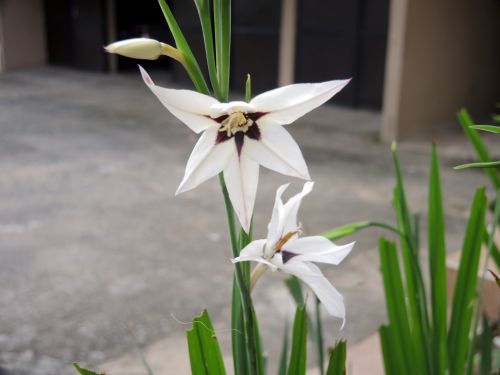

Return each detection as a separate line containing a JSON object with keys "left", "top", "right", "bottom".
{"left": 265, "top": 184, "right": 289, "bottom": 255}
{"left": 283, "top": 261, "right": 346, "bottom": 321}
{"left": 176, "top": 127, "right": 234, "bottom": 194}
{"left": 210, "top": 101, "right": 256, "bottom": 116}
{"left": 231, "top": 239, "right": 277, "bottom": 271}
{"left": 223, "top": 150, "right": 260, "bottom": 233}
{"left": 250, "top": 79, "right": 350, "bottom": 126}
{"left": 245, "top": 124, "right": 310, "bottom": 180}
{"left": 284, "top": 236, "right": 354, "bottom": 265}
{"left": 280, "top": 181, "right": 314, "bottom": 235}
{"left": 139, "top": 66, "right": 220, "bottom": 133}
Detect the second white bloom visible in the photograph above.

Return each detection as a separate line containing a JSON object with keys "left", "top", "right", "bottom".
{"left": 140, "top": 66, "right": 349, "bottom": 232}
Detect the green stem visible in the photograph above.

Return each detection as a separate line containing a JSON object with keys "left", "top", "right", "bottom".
{"left": 218, "top": 173, "right": 258, "bottom": 374}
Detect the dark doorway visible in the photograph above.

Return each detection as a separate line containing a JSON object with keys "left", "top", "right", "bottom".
{"left": 295, "top": 0, "right": 389, "bottom": 109}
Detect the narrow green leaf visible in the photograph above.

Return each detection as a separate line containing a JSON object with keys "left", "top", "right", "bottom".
{"left": 186, "top": 309, "right": 226, "bottom": 375}
{"left": 193, "top": 0, "right": 222, "bottom": 99}
{"left": 213, "top": 0, "right": 231, "bottom": 99}
{"left": 231, "top": 277, "right": 248, "bottom": 375}
{"left": 157, "top": 0, "right": 210, "bottom": 94}
{"left": 325, "top": 340, "right": 346, "bottom": 375}
{"left": 287, "top": 305, "right": 307, "bottom": 375}
{"left": 454, "top": 160, "right": 500, "bottom": 170}
{"left": 484, "top": 192, "right": 500, "bottom": 270}
{"left": 321, "top": 221, "right": 401, "bottom": 241}
{"left": 470, "top": 124, "right": 500, "bottom": 133}
{"left": 72, "top": 364, "right": 101, "bottom": 375}
{"left": 278, "top": 322, "right": 289, "bottom": 375}
{"left": 391, "top": 144, "right": 431, "bottom": 375}
{"left": 480, "top": 315, "right": 492, "bottom": 375}
{"left": 448, "top": 187, "right": 487, "bottom": 375}
{"left": 314, "top": 297, "right": 325, "bottom": 375}
{"left": 251, "top": 307, "right": 266, "bottom": 375}
{"left": 457, "top": 109, "right": 500, "bottom": 189}
{"left": 428, "top": 143, "right": 447, "bottom": 375}
{"left": 378, "top": 238, "right": 414, "bottom": 374}
{"left": 245, "top": 74, "right": 252, "bottom": 103}
{"left": 379, "top": 325, "right": 402, "bottom": 375}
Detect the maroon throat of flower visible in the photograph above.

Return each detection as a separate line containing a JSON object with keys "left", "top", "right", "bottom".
{"left": 273, "top": 230, "right": 301, "bottom": 264}
{"left": 212, "top": 111, "right": 266, "bottom": 156}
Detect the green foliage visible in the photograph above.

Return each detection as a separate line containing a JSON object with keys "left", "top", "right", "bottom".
{"left": 321, "top": 221, "right": 400, "bottom": 241}
{"left": 480, "top": 315, "right": 492, "bottom": 375}
{"left": 278, "top": 322, "right": 289, "bottom": 375}
{"left": 73, "top": 363, "right": 102, "bottom": 375}
{"left": 326, "top": 340, "right": 346, "bottom": 375}
{"left": 287, "top": 305, "right": 307, "bottom": 375}
{"left": 186, "top": 310, "right": 226, "bottom": 375}
{"left": 470, "top": 124, "right": 500, "bottom": 133}
{"left": 457, "top": 109, "right": 500, "bottom": 189}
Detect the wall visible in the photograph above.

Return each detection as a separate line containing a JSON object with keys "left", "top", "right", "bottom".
{"left": 0, "top": 0, "right": 47, "bottom": 71}
{"left": 382, "top": 0, "right": 500, "bottom": 141}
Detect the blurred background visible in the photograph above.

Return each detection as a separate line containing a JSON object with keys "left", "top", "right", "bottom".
{"left": 0, "top": 0, "right": 499, "bottom": 374}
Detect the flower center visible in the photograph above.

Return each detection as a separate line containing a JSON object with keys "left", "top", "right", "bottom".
{"left": 219, "top": 111, "right": 254, "bottom": 137}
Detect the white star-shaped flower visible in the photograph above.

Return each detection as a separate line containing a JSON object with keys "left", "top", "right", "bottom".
{"left": 139, "top": 66, "right": 349, "bottom": 232}
{"left": 232, "top": 182, "right": 354, "bottom": 324}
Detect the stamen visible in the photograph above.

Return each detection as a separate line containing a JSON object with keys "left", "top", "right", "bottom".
{"left": 219, "top": 111, "right": 251, "bottom": 136}
{"left": 273, "top": 230, "right": 300, "bottom": 253}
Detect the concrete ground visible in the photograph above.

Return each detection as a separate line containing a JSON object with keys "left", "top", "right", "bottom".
{"left": 0, "top": 67, "right": 495, "bottom": 375}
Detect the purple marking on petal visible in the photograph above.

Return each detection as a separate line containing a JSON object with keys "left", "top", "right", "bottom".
{"left": 247, "top": 112, "right": 268, "bottom": 122}
{"left": 211, "top": 114, "right": 228, "bottom": 123}
{"left": 281, "top": 250, "right": 299, "bottom": 264}
{"left": 246, "top": 123, "right": 261, "bottom": 141}
{"left": 216, "top": 131, "right": 231, "bottom": 145}
{"left": 234, "top": 132, "right": 244, "bottom": 156}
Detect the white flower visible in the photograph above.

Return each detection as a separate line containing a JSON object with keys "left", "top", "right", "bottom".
{"left": 232, "top": 182, "right": 354, "bottom": 324}
{"left": 139, "top": 66, "right": 350, "bottom": 232}
{"left": 105, "top": 38, "right": 164, "bottom": 60}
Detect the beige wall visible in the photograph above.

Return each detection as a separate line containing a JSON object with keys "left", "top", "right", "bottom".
{"left": 0, "top": 0, "right": 47, "bottom": 72}
{"left": 382, "top": 0, "right": 500, "bottom": 141}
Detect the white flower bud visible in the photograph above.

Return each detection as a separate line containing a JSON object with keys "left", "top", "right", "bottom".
{"left": 105, "top": 38, "right": 163, "bottom": 60}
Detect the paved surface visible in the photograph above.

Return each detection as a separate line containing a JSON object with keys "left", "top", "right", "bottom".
{"left": 0, "top": 67, "right": 495, "bottom": 374}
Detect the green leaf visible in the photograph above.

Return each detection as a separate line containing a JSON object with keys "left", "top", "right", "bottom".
{"left": 278, "top": 322, "right": 289, "bottom": 375}
{"left": 448, "top": 187, "right": 487, "bottom": 375}
{"left": 457, "top": 109, "right": 500, "bottom": 189}
{"left": 186, "top": 309, "right": 226, "bottom": 375}
{"left": 157, "top": 0, "right": 210, "bottom": 94}
{"left": 470, "top": 124, "right": 500, "bottom": 133}
{"left": 193, "top": 0, "right": 222, "bottom": 100}
{"left": 213, "top": 0, "right": 231, "bottom": 100}
{"left": 428, "top": 143, "right": 447, "bottom": 375}
{"left": 287, "top": 305, "right": 307, "bottom": 375}
{"left": 454, "top": 160, "right": 500, "bottom": 170}
{"left": 484, "top": 192, "right": 500, "bottom": 270}
{"left": 378, "top": 238, "right": 415, "bottom": 374}
{"left": 231, "top": 277, "right": 248, "bottom": 375}
{"left": 391, "top": 143, "right": 431, "bottom": 375}
{"left": 314, "top": 297, "right": 325, "bottom": 375}
{"left": 480, "top": 315, "right": 492, "bottom": 375}
{"left": 72, "top": 363, "right": 101, "bottom": 375}
{"left": 326, "top": 340, "right": 346, "bottom": 375}
{"left": 379, "top": 325, "right": 403, "bottom": 375}
{"left": 321, "top": 221, "right": 401, "bottom": 241}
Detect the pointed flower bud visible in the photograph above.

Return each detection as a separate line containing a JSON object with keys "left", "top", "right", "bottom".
{"left": 105, "top": 38, "right": 185, "bottom": 65}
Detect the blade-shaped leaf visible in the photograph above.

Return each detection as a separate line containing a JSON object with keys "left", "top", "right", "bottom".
{"left": 213, "top": 0, "right": 231, "bottom": 99}
{"left": 73, "top": 364, "right": 102, "bottom": 375}
{"left": 457, "top": 109, "right": 500, "bottom": 189}
{"left": 321, "top": 221, "right": 400, "bottom": 241}
{"left": 285, "top": 276, "right": 304, "bottom": 306}
{"left": 428, "top": 144, "right": 447, "bottom": 375}
{"left": 157, "top": 0, "right": 210, "bottom": 94}
{"left": 454, "top": 161, "right": 500, "bottom": 170}
{"left": 231, "top": 277, "right": 248, "bottom": 375}
{"left": 470, "top": 124, "right": 500, "bottom": 133}
{"left": 379, "top": 325, "right": 404, "bottom": 375}
{"left": 448, "top": 187, "right": 487, "bottom": 375}
{"left": 480, "top": 315, "right": 492, "bottom": 375}
{"left": 314, "top": 297, "right": 325, "bottom": 375}
{"left": 378, "top": 238, "right": 414, "bottom": 374}
{"left": 326, "top": 340, "right": 346, "bottom": 375}
{"left": 186, "top": 310, "right": 226, "bottom": 375}
{"left": 287, "top": 305, "right": 307, "bottom": 375}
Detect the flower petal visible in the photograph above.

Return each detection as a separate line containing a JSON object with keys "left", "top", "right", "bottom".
{"left": 231, "top": 239, "right": 278, "bottom": 271}
{"left": 223, "top": 150, "right": 260, "bottom": 233}
{"left": 265, "top": 184, "right": 289, "bottom": 255}
{"left": 283, "top": 261, "right": 346, "bottom": 322}
{"left": 246, "top": 124, "right": 310, "bottom": 180}
{"left": 284, "top": 236, "right": 354, "bottom": 265}
{"left": 250, "top": 79, "right": 350, "bottom": 126}
{"left": 176, "top": 127, "right": 234, "bottom": 194}
{"left": 139, "top": 66, "right": 220, "bottom": 133}
{"left": 280, "top": 181, "right": 314, "bottom": 235}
